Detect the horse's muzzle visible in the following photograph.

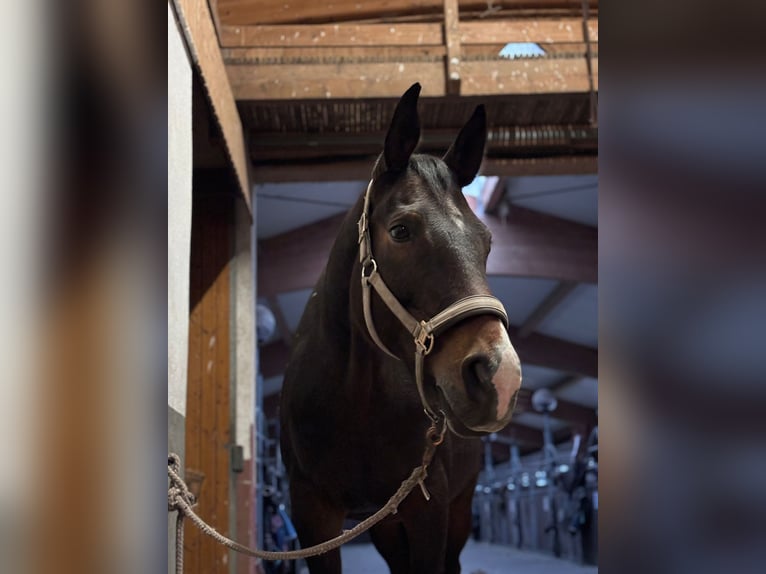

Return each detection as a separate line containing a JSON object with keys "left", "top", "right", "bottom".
{"left": 434, "top": 317, "right": 522, "bottom": 433}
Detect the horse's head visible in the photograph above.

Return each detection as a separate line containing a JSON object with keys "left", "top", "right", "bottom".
{"left": 360, "top": 83, "right": 522, "bottom": 437}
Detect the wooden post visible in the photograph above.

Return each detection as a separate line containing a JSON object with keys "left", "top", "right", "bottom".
{"left": 444, "top": 0, "right": 461, "bottom": 95}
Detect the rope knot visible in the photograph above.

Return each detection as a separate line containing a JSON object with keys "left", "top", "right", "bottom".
{"left": 168, "top": 454, "right": 196, "bottom": 511}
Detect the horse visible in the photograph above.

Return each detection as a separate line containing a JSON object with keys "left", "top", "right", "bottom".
{"left": 279, "top": 83, "right": 522, "bottom": 574}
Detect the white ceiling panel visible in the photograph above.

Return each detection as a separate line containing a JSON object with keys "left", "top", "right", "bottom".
{"left": 505, "top": 175, "right": 598, "bottom": 227}
{"left": 275, "top": 288, "right": 314, "bottom": 334}
{"left": 556, "top": 376, "right": 598, "bottom": 409}
{"left": 536, "top": 283, "right": 598, "bottom": 347}
{"left": 486, "top": 276, "right": 560, "bottom": 325}
{"left": 518, "top": 364, "right": 564, "bottom": 390}
{"left": 256, "top": 181, "right": 365, "bottom": 239}
{"left": 261, "top": 375, "right": 284, "bottom": 397}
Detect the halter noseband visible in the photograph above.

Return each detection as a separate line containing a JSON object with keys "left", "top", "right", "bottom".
{"left": 357, "top": 179, "right": 510, "bottom": 423}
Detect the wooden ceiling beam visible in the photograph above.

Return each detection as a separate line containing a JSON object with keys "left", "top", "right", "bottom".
{"left": 216, "top": 1, "right": 598, "bottom": 27}
{"left": 227, "top": 57, "right": 596, "bottom": 100}
{"left": 251, "top": 155, "right": 597, "bottom": 183}
{"left": 223, "top": 45, "right": 447, "bottom": 63}
{"left": 219, "top": 20, "right": 597, "bottom": 49}
{"left": 459, "top": 18, "right": 598, "bottom": 44}
{"left": 247, "top": 128, "right": 596, "bottom": 162}
{"left": 220, "top": 23, "right": 443, "bottom": 48}
{"left": 258, "top": 205, "right": 595, "bottom": 299}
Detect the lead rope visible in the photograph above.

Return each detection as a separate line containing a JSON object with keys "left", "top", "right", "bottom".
{"left": 168, "top": 418, "right": 446, "bottom": 572}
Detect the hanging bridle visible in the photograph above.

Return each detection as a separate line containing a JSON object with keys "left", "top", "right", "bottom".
{"left": 357, "top": 179, "right": 510, "bottom": 424}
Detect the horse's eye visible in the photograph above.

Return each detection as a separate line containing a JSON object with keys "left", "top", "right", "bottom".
{"left": 389, "top": 225, "right": 410, "bottom": 242}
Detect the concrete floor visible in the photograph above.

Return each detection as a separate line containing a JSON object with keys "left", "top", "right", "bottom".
{"left": 335, "top": 539, "right": 598, "bottom": 573}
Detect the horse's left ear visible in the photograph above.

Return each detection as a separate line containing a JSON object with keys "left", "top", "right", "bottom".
{"left": 382, "top": 82, "right": 422, "bottom": 172}
{"left": 443, "top": 105, "right": 487, "bottom": 187}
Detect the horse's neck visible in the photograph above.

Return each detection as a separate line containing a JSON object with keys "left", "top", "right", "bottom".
{"left": 315, "top": 192, "right": 386, "bottom": 403}
{"left": 318, "top": 193, "right": 363, "bottom": 328}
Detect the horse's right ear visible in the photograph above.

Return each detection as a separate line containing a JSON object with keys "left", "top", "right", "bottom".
{"left": 382, "top": 83, "right": 421, "bottom": 172}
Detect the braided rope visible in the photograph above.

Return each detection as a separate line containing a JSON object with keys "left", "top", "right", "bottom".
{"left": 168, "top": 422, "right": 444, "bottom": 570}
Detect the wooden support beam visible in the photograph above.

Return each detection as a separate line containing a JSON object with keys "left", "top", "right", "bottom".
{"left": 444, "top": 0, "right": 461, "bottom": 95}
{"left": 251, "top": 155, "right": 597, "bottom": 183}
{"left": 227, "top": 61, "right": 445, "bottom": 100}
{"left": 220, "top": 23, "right": 444, "bottom": 48}
{"left": 517, "top": 280, "right": 578, "bottom": 338}
{"left": 216, "top": 1, "right": 598, "bottom": 26}
{"left": 459, "top": 18, "right": 598, "bottom": 44}
{"left": 550, "top": 374, "right": 585, "bottom": 392}
{"left": 460, "top": 57, "right": 596, "bottom": 95}
{"left": 484, "top": 155, "right": 598, "bottom": 176}
{"left": 216, "top": 1, "right": 599, "bottom": 25}
{"left": 481, "top": 176, "right": 506, "bottom": 214}
{"left": 227, "top": 57, "right": 597, "bottom": 99}
{"left": 171, "top": 0, "right": 251, "bottom": 209}
{"left": 266, "top": 295, "right": 293, "bottom": 346}
{"left": 509, "top": 326, "right": 597, "bottom": 379}
{"left": 482, "top": 208, "right": 597, "bottom": 284}
{"left": 218, "top": 19, "right": 597, "bottom": 49}
{"left": 223, "top": 45, "right": 446, "bottom": 64}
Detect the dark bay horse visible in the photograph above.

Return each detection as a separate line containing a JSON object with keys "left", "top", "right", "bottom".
{"left": 279, "top": 83, "right": 522, "bottom": 574}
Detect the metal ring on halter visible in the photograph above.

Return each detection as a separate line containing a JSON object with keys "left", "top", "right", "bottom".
{"left": 361, "top": 258, "right": 377, "bottom": 280}
{"left": 426, "top": 411, "right": 447, "bottom": 445}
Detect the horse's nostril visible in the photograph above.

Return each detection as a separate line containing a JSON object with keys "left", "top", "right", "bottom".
{"left": 471, "top": 358, "right": 492, "bottom": 386}
{"left": 462, "top": 355, "right": 495, "bottom": 401}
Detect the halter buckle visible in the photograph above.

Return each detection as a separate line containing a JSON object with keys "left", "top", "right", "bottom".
{"left": 357, "top": 213, "right": 368, "bottom": 244}
{"left": 414, "top": 321, "right": 434, "bottom": 356}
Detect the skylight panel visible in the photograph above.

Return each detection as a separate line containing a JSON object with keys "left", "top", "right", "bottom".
{"left": 498, "top": 42, "right": 546, "bottom": 60}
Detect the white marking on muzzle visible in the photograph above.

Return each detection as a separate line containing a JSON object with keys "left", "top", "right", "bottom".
{"left": 490, "top": 328, "right": 522, "bottom": 421}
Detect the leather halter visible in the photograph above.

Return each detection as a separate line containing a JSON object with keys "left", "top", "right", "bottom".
{"left": 357, "top": 179, "right": 510, "bottom": 423}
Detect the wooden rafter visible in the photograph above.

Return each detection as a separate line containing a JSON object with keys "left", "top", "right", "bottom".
{"left": 257, "top": 205, "right": 595, "bottom": 299}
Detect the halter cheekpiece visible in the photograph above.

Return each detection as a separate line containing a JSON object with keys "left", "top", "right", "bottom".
{"left": 357, "top": 179, "right": 510, "bottom": 424}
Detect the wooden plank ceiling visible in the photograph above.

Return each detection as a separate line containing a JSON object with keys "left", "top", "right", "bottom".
{"left": 209, "top": 0, "right": 598, "bottom": 179}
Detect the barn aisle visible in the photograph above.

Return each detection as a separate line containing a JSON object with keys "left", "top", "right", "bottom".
{"left": 339, "top": 540, "right": 598, "bottom": 574}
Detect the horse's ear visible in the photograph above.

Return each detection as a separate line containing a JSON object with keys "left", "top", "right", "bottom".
{"left": 382, "top": 82, "right": 421, "bottom": 172}
{"left": 443, "top": 105, "right": 487, "bottom": 187}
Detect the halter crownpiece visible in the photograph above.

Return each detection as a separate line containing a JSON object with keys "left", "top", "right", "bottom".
{"left": 357, "top": 179, "right": 510, "bottom": 422}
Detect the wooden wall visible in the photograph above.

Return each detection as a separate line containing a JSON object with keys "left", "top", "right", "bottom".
{"left": 184, "top": 183, "right": 235, "bottom": 574}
